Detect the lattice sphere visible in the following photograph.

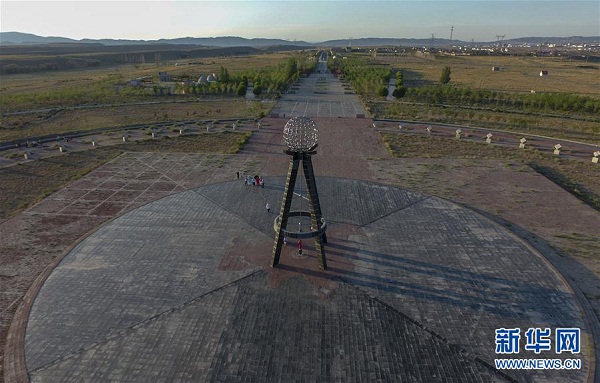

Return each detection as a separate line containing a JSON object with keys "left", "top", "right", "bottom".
{"left": 283, "top": 116, "right": 319, "bottom": 152}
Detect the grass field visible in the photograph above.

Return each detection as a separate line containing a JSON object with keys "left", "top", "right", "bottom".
{"left": 1, "top": 100, "right": 273, "bottom": 142}
{"left": 371, "top": 101, "right": 600, "bottom": 144}
{"left": 358, "top": 52, "right": 600, "bottom": 143}
{"left": 0, "top": 131, "right": 251, "bottom": 219}
{"left": 0, "top": 51, "right": 305, "bottom": 111}
{"left": 375, "top": 53, "right": 600, "bottom": 97}
{"left": 380, "top": 132, "right": 600, "bottom": 211}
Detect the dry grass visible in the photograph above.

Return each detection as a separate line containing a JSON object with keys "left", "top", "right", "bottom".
{"left": 0, "top": 52, "right": 297, "bottom": 97}
{"left": 0, "top": 148, "right": 122, "bottom": 220}
{"left": 1, "top": 100, "right": 273, "bottom": 141}
{"left": 0, "top": 131, "right": 251, "bottom": 219}
{"left": 380, "top": 132, "right": 600, "bottom": 211}
{"left": 122, "top": 131, "right": 252, "bottom": 154}
{"left": 371, "top": 101, "right": 600, "bottom": 144}
{"left": 375, "top": 53, "right": 600, "bottom": 97}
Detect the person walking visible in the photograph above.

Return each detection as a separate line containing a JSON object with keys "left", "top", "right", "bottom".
{"left": 266, "top": 203, "right": 271, "bottom": 213}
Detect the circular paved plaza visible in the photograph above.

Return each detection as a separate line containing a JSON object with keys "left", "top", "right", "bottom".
{"left": 23, "top": 177, "right": 589, "bottom": 382}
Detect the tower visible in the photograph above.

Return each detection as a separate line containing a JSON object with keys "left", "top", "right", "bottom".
{"left": 271, "top": 117, "right": 328, "bottom": 270}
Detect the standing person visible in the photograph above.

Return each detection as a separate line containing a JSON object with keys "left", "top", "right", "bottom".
{"left": 236, "top": 171, "right": 240, "bottom": 179}
{"left": 283, "top": 236, "right": 287, "bottom": 246}
{"left": 245, "top": 176, "right": 249, "bottom": 186}
{"left": 266, "top": 202, "right": 271, "bottom": 213}
{"left": 260, "top": 176, "right": 264, "bottom": 188}
{"left": 298, "top": 240, "right": 303, "bottom": 256}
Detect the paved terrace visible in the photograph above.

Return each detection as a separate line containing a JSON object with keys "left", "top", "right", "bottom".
{"left": 3, "top": 116, "right": 590, "bottom": 382}
{"left": 2, "top": 56, "right": 596, "bottom": 383}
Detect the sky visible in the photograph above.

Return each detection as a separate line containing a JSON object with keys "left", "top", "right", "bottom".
{"left": 1, "top": 1, "right": 599, "bottom": 43}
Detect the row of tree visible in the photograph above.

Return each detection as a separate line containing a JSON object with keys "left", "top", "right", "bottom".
{"left": 403, "top": 85, "right": 600, "bottom": 114}
{"left": 328, "top": 57, "right": 391, "bottom": 98}
{"left": 172, "top": 56, "right": 317, "bottom": 98}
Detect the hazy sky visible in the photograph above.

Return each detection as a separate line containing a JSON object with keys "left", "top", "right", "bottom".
{"left": 1, "top": 1, "right": 599, "bottom": 42}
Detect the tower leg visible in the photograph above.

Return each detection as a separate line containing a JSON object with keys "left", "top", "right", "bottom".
{"left": 302, "top": 155, "right": 327, "bottom": 269}
{"left": 271, "top": 155, "right": 300, "bottom": 267}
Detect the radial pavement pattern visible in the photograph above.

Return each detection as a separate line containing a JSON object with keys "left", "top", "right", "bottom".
{"left": 24, "top": 177, "right": 589, "bottom": 382}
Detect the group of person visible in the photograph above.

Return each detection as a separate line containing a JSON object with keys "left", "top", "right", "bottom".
{"left": 237, "top": 172, "right": 265, "bottom": 188}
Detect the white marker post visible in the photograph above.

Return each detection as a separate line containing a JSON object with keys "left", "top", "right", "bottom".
{"left": 92, "top": 136, "right": 97, "bottom": 147}
{"left": 486, "top": 133, "right": 492, "bottom": 144}
{"left": 455, "top": 129, "right": 462, "bottom": 139}
{"left": 122, "top": 136, "right": 127, "bottom": 142}
{"left": 592, "top": 151, "right": 599, "bottom": 164}
{"left": 554, "top": 144, "right": 561, "bottom": 155}
{"left": 519, "top": 138, "right": 527, "bottom": 149}
{"left": 426, "top": 126, "right": 432, "bottom": 135}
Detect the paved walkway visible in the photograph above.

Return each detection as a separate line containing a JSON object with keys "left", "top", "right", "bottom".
{"left": 270, "top": 58, "right": 366, "bottom": 118}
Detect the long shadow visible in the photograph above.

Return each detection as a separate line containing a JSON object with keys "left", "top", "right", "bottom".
{"left": 327, "top": 241, "right": 516, "bottom": 287}
{"left": 288, "top": 240, "right": 580, "bottom": 323}
{"left": 277, "top": 261, "right": 563, "bottom": 320}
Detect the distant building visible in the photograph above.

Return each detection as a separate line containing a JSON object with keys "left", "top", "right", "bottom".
{"left": 197, "top": 74, "right": 217, "bottom": 85}
{"left": 540, "top": 70, "right": 549, "bottom": 76}
{"left": 159, "top": 71, "right": 172, "bottom": 82}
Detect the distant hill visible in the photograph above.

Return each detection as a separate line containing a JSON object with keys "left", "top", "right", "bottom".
{"left": 0, "top": 32, "right": 77, "bottom": 45}
{"left": 1, "top": 31, "right": 598, "bottom": 48}
{"left": 0, "top": 32, "right": 312, "bottom": 48}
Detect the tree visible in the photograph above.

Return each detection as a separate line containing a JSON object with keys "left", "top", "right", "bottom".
{"left": 440, "top": 66, "right": 451, "bottom": 84}
{"left": 395, "top": 71, "right": 403, "bottom": 87}
{"left": 236, "top": 83, "right": 247, "bottom": 96}
{"left": 392, "top": 86, "right": 406, "bottom": 98}
{"left": 218, "top": 66, "right": 230, "bottom": 83}
{"left": 378, "top": 87, "right": 389, "bottom": 97}
{"left": 253, "top": 84, "right": 262, "bottom": 96}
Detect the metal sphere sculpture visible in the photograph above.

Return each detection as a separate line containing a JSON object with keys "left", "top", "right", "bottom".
{"left": 283, "top": 116, "right": 318, "bottom": 152}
